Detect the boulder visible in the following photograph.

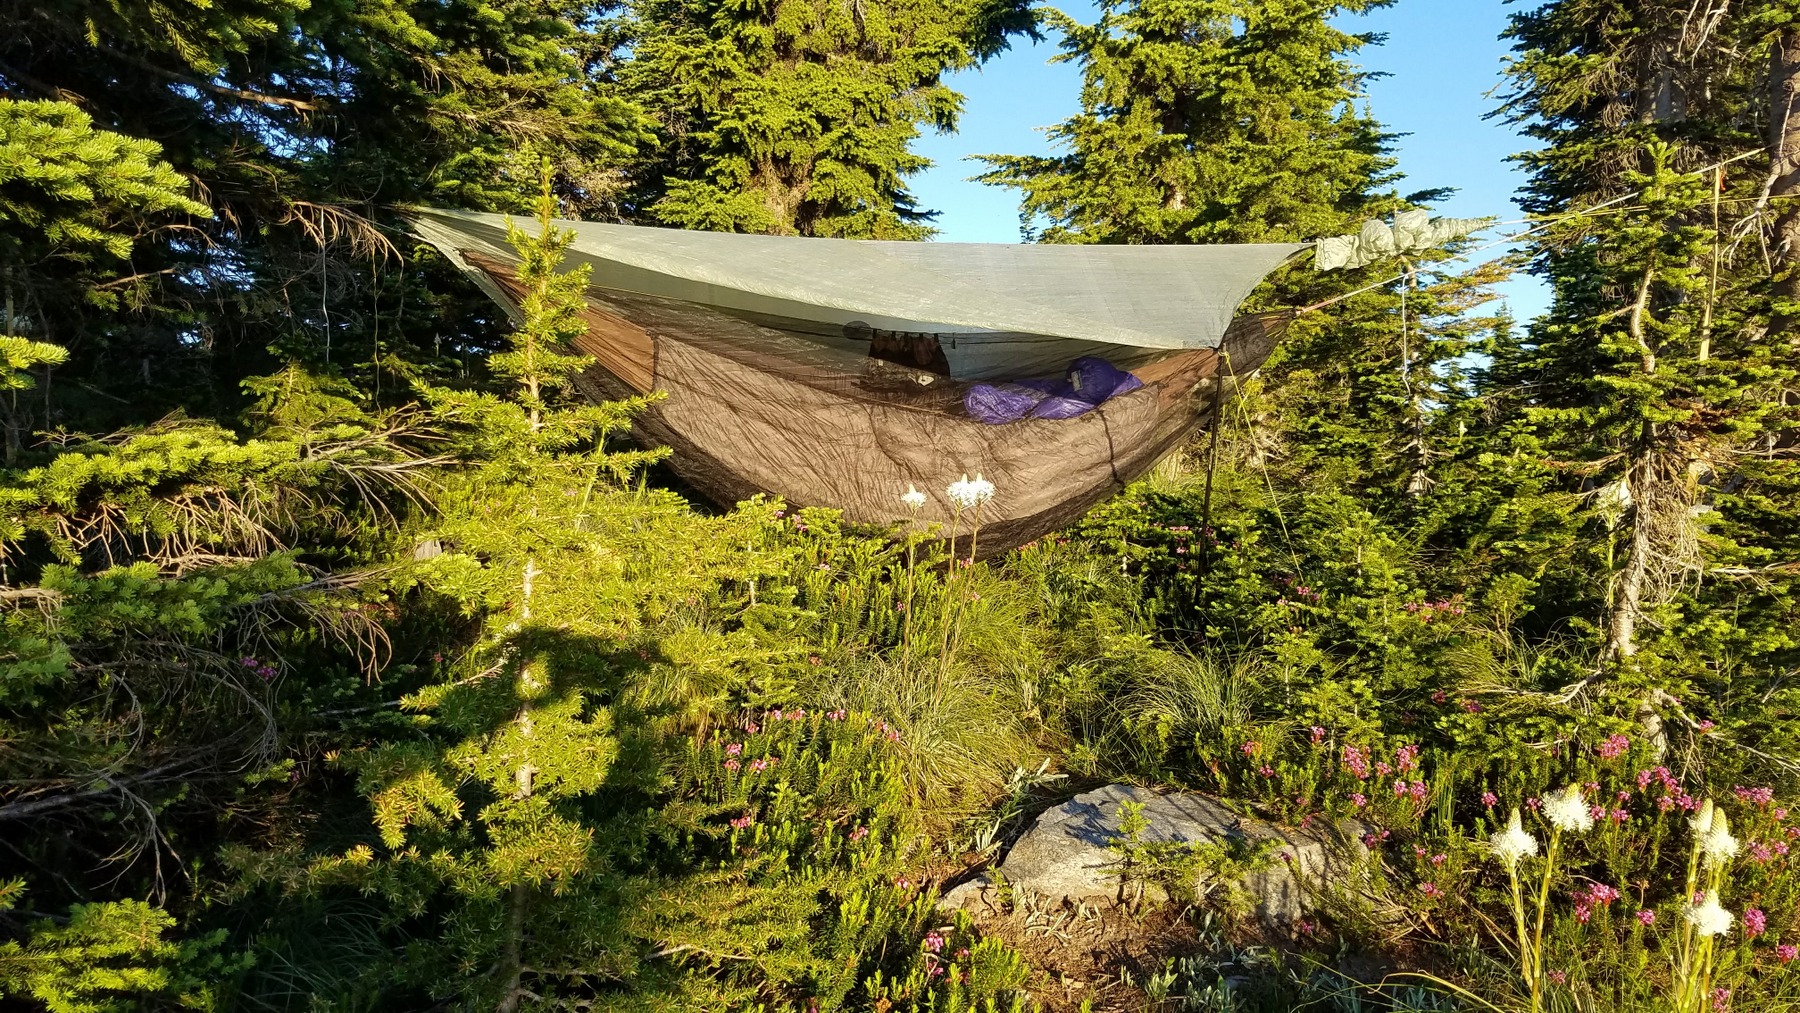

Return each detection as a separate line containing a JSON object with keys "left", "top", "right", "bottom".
{"left": 968, "top": 784, "right": 1369, "bottom": 925}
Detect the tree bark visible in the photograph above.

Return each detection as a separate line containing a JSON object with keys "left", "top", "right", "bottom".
{"left": 1768, "top": 28, "right": 1800, "bottom": 340}
{"left": 1606, "top": 466, "right": 1650, "bottom": 664}
{"left": 497, "top": 558, "right": 542, "bottom": 1013}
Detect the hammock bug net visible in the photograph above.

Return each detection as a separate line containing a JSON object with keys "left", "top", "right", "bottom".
{"left": 408, "top": 209, "right": 1303, "bottom": 552}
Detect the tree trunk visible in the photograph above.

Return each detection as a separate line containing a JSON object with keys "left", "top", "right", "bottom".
{"left": 496, "top": 558, "right": 542, "bottom": 1013}
{"left": 1768, "top": 28, "right": 1800, "bottom": 339}
{"left": 1605, "top": 473, "right": 1650, "bottom": 663}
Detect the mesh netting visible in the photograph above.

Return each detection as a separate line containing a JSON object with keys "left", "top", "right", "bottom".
{"left": 464, "top": 250, "right": 1289, "bottom": 555}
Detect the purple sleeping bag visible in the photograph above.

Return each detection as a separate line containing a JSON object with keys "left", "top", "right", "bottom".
{"left": 964, "top": 357, "right": 1144, "bottom": 424}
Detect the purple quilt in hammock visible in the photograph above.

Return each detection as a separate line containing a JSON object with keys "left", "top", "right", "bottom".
{"left": 964, "top": 357, "right": 1145, "bottom": 425}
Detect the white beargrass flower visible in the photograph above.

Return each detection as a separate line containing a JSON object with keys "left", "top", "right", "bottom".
{"left": 1489, "top": 808, "right": 1539, "bottom": 872}
{"left": 967, "top": 473, "right": 995, "bottom": 505}
{"left": 946, "top": 473, "right": 996, "bottom": 509}
{"left": 1700, "top": 808, "right": 1739, "bottom": 867}
{"left": 947, "top": 474, "right": 973, "bottom": 508}
{"left": 901, "top": 484, "right": 927, "bottom": 510}
{"left": 1543, "top": 784, "right": 1594, "bottom": 834}
{"left": 1691, "top": 799, "right": 1715, "bottom": 837}
{"left": 1686, "top": 890, "right": 1733, "bottom": 937}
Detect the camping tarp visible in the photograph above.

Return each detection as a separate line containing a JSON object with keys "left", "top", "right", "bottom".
{"left": 406, "top": 208, "right": 1304, "bottom": 553}
{"left": 408, "top": 209, "right": 1306, "bottom": 353}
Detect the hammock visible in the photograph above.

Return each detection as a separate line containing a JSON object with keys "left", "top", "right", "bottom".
{"left": 407, "top": 209, "right": 1305, "bottom": 552}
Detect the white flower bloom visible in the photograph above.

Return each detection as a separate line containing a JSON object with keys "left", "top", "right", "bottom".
{"left": 1543, "top": 784, "right": 1594, "bottom": 834}
{"left": 1700, "top": 808, "right": 1739, "bottom": 867}
{"left": 901, "top": 484, "right": 927, "bottom": 510}
{"left": 947, "top": 473, "right": 995, "bottom": 509}
{"left": 1686, "top": 890, "right": 1733, "bottom": 938}
{"left": 966, "top": 472, "right": 995, "bottom": 506}
{"left": 1691, "top": 799, "right": 1715, "bottom": 837}
{"left": 1489, "top": 808, "right": 1539, "bottom": 872}
{"left": 946, "top": 474, "right": 974, "bottom": 509}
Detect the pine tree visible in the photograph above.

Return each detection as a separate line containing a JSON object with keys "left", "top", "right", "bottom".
{"left": 0, "top": 0, "right": 649, "bottom": 416}
{"left": 1494, "top": 1, "right": 1799, "bottom": 749}
{"left": 974, "top": 0, "right": 1396, "bottom": 246}
{"left": 624, "top": 0, "right": 1035, "bottom": 236}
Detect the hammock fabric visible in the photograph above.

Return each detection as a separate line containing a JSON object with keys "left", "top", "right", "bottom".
{"left": 408, "top": 209, "right": 1303, "bottom": 554}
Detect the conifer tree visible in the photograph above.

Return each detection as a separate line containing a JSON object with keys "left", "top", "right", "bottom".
{"left": 974, "top": 0, "right": 1395, "bottom": 246}
{"left": 624, "top": 0, "right": 1035, "bottom": 236}
{"left": 1, "top": 0, "right": 648, "bottom": 415}
{"left": 1493, "top": 1, "right": 1799, "bottom": 746}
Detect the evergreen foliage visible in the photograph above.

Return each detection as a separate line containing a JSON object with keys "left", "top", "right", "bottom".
{"left": 1495, "top": 1, "right": 1800, "bottom": 745}
{"left": 5, "top": 1, "right": 1800, "bottom": 1010}
{"left": 626, "top": 0, "right": 1036, "bottom": 236}
{"left": 974, "top": 0, "right": 1396, "bottom": 245}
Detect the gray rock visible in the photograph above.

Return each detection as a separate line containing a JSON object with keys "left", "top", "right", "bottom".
{"left": 937, "top": 874, "right": 994, "bottom": 913}
{"left": 994, "top": 784, "right": 1370, "bottom": 925}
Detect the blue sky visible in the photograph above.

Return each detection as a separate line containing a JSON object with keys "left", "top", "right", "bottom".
{"left": 909, "top": 0, "right": 1550, "bottom": 318}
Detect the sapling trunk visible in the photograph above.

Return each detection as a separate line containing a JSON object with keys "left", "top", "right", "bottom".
{"left": 497, "top": 557, "right": 542, "bottom": 1013}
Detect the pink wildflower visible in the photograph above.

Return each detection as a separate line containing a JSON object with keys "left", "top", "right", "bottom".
{"left": 724, "top": 759, "right": 740, "bottom": 772}
{"left": 1711, "top": 987, "right": 1730, "bottom": 1011}
{"left": 1259, "top": 765, "right": 1276, "bottom": 778}
{"left": 1310, "top": 726, "right": 1327, "bottom": 745}
{"left": 1350, "top": 792, "right": 1368, "bottom": 808}
{"left": 1597, "top": 734, "right": 1630, "bottom": 760}
{"left": 923, "top": 931, "right": 946, "bottom": 953}
{"left": 1481, "top": 791, "right": 1499, "bottom": 809}
{"left": 1778, "top": 943, "right": 1799, "bottom": 963}
{"left": 1241, "top": 740, "right": 1259, "bottom": 756}
{"left": 1636, "top": 909, "right": 1656, "bottom": 926}
{"left": 1735, "top": 786, "right": 1775, "bottom": 807}
{"left": 1574, "top": 903, "right": 1592, "bottom": 924}
{"left": 1342, "top": 745, "right": 1371, "bottom": 779}
{"left": 1419, "top": 883, "right": 1443, "bottom": 898}
{"left": 1745, "top": 908, "right": 1768, "bottom": 937}
{"left": 1584, "top": 883, "right": 1620, "bottom": 906}
{"left": 730, "top": 815, "right": 753, "bottom": 829}
{"left": 1395, "top": 744, "right": 1420, "bottom": 773}
{"left": 1548, "top": 971, "right": 1567, "bottom": 985}
{"left": 726, "top": 742, "right": 743, "bottom": 756}
{"left": 849, "top": 825, "right": 869, "bottom": 842}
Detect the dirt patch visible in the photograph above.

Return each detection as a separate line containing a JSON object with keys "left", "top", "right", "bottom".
{"left": 944, "top": 880, "right": 1282, "bottom": 1013}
